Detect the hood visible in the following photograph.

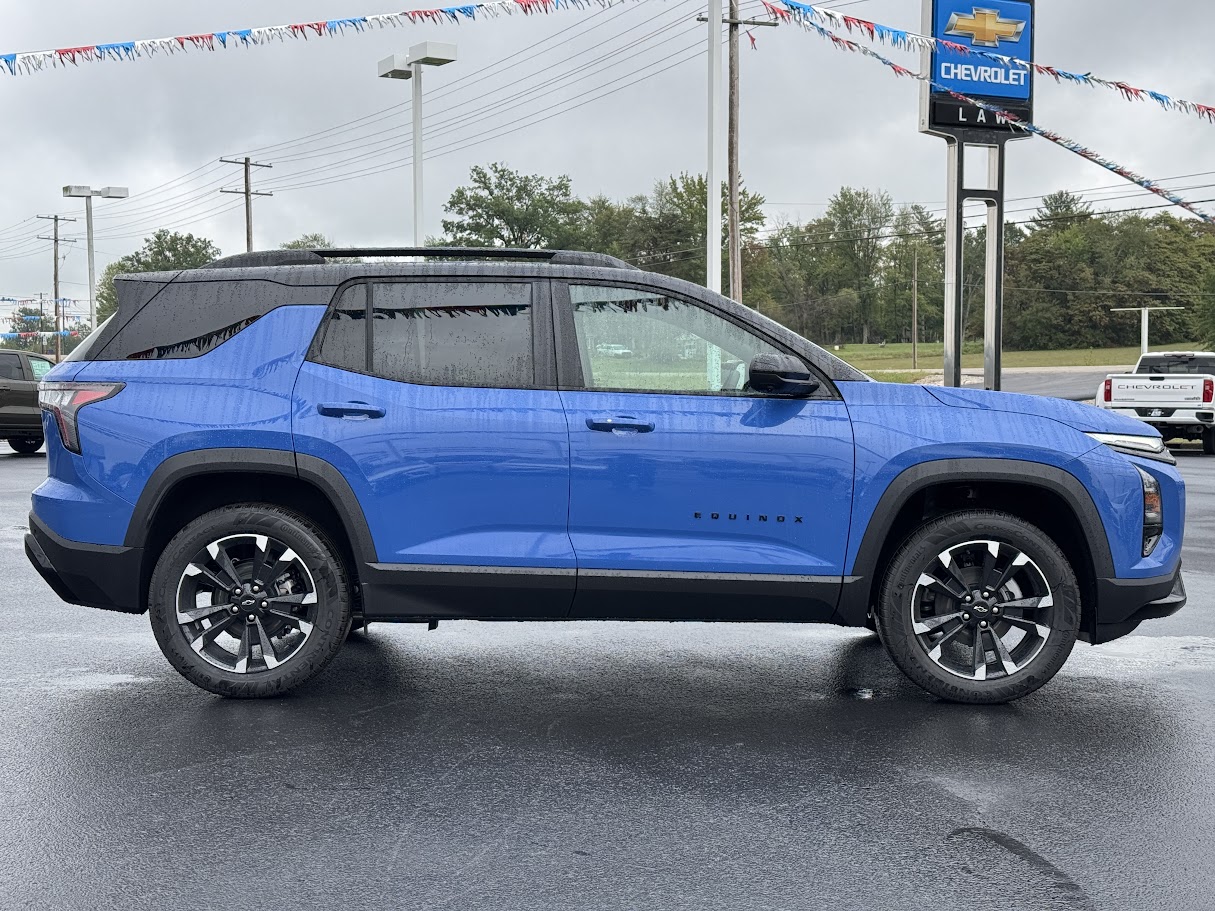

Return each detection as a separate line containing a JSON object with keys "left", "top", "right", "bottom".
{"left": 923, "top": 385, "right": 1157, "bottom": 435}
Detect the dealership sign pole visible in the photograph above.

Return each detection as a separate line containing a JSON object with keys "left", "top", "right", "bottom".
{"left": 920, "top": 0, "right": 1033, "bottom": 390}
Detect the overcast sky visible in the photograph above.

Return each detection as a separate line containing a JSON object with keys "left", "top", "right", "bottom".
{"left": 1, "top": 0, "right": 1212, "bottom": 322}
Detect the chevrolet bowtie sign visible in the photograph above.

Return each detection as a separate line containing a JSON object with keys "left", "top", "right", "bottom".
{"left": 921, "top": 0, "right": 1034, "bottom": 135}
{"left": 945, "top": 8, "right": 1026, "bottom": 47}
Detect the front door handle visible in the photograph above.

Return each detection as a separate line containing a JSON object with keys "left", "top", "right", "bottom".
{"left": 586, "top": 416, "right": 655, "bottom": 434}
{"left": 317, "top": 401, "right": 386, "bottom": 419}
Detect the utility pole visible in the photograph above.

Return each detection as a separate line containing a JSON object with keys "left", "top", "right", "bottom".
{"left": 912, "top": 247, "right": 919, "bottom": 370}
{"left": 706, "top": 0, "right": 723, "bottom": 295}
{"left": 1111, "top": 306, "right": 1186, "bottom": 356}
{"left": 36, "top": 214, "right": 77, "bottom": 359}
{"left": 220, "top": 157, "right": 273, "bottom": 252}
{"left": 727, "top": 0, "right": 741, "bottom": 303}
{"left": 702, "top": 8, "right": 774, "bottom": 301}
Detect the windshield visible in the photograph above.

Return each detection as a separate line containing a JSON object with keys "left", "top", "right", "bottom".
{"left": 1136, "top": 355, "right": 1215, "bottom": 375}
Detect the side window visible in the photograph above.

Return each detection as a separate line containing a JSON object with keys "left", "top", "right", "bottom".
{"left": 115, "top": 280, "right": 314, "bottom": 360}
{"left": 372, "top": 282, "right": 533, "bottom": 388}
{"left": 568, "top": 285, "right": 788, "bottom": 394}
{"left": 28, "top": 357, "right": 53, "bottom": 380}
{"left": 313, "top": 280, "right": 534, "bottom": 389}
{"left": 0, "top": 353, "right": 22, "bottom": 381}
{"left": 314, "top": 284, "right": 368, "bottom": 374}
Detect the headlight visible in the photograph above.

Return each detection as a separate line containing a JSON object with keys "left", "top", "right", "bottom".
{"left": 1136, "top": 466, "right": 1163, "bottom": 557}
{"left": 1084, "top": 432, "right": 1175, "bottom": 465}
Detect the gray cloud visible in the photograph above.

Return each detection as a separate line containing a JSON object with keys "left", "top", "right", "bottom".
{"left": 2, "top": 0, "right": 1212, "bottom": 321}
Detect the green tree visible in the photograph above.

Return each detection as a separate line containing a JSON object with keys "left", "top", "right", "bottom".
{"left": 440, "top": 163, "right": 586, "bottom": 248}
{"left": 1030, "top": 190, "right": 1093, "bottom": 231}
{"left": 626, "top": 173, "right": 766, "bottom": 289}
{"left": 1198, "top": 267, "right": 1215, "bottom": 347}
{"left": 5, "top": 305, "right": 55, "bottom": 351}
{"left": 96, "top": 230, "right": 220, "bottom": 321}
{"left": 822, "top": 187, "right": 894, "bottom": 343}
{"left": 281, "top": 232, "right": 335, "bottom": 250}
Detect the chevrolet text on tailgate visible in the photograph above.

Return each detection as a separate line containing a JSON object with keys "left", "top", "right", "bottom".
{"left": 25, "top": 248, "right": 1188, "bottom": 703}
{"left": 1098, "top": 352, "right": 1215, "bottom": 454}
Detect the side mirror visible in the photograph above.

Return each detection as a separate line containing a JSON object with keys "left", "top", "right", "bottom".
{"left": 747, "top": 353, "right": 820, "bottom": 398}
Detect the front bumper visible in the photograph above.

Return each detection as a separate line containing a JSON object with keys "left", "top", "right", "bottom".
{"left": 1088, "top": 566, "right": 1186, "bottom": 644}
{"left": 25, "top": 512, "right": 144, "bottom": 614}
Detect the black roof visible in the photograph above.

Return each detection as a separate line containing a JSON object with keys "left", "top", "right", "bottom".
{"left": 199, "top": 247, "right": 638, "bottom": 271}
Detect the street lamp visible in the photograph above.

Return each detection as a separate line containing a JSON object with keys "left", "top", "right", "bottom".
{"left": 63, "top": 185, "right": 129, "bottom": 330}
{"left": 378, "top": 41, "right": 457, "bottom": 246}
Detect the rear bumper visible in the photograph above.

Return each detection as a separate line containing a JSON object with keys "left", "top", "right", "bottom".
{"left": 25, "top": 512, "right": 144, "bottom": 614}
{"left": 1088, "top": 566, "right": 1186, "bottom": 644}
{"left": 1105, "top": 407, "right": 1214, "bottom": 428}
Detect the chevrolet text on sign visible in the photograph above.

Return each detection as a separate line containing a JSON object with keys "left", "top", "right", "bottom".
{"left": 933, "top": 1, "right": 1032, "bottom": 101}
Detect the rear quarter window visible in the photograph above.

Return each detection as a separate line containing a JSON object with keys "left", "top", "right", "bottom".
{"left": 95, "top": 279, "right": 332, "bottom": 360}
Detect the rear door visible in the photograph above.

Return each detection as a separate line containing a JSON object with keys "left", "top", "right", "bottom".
{"left": 0, "top": 352, "right": 35, "bottom": 430}
{"left": 292, "top": 277, "right": 575, "bottom": 618}
{"left": 554, "top": 281, "right": 855, "bottom": 621}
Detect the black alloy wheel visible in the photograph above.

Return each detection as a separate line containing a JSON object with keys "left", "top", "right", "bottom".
{"left": 149, "top": 505, "right": 351, "bottom": 697}
{"left": 876, "top": 509, "right": 1080, "bottom": 704}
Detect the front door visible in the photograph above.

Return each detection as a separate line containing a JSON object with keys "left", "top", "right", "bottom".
{"left": 554, "top": 282, "right": 855, "bottom": 621}
{"left": 292, "top": 277, "right": 574, "bottom": 618}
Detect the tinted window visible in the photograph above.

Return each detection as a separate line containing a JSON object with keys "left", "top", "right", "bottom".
{"left": 568, "top": 285, "right": 786, "bottom": 394}
{"left": 314, "top": 284, "right": 367, "bottom": 373}
{"left": 28, "top": 357, "right": 53, "bottom": 379}
{"left": 0, "top": 353, "right": 22, "bottom": 380}
{"left": 94, "top": 279, "right": 333, "bottom": 361}
{"left": 65, "top": 315, "right": 115, "bottom": 363}
{"left": 1137, "top": 356, "right": 1215, "bottom": 375}
{"left": 314, "top": 281, "right": 534, "bottom": 388}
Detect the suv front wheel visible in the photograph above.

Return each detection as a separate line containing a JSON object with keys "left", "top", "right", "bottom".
{"left": 149, "top": 505, "right": 352, "bottom": 697}
{"left": 876, "top": 509, "right": 1080, "bottom": 704}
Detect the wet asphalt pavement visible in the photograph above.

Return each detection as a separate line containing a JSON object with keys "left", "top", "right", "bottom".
{"left": 0, "top": 448, "right": 1213, "bottom": 911}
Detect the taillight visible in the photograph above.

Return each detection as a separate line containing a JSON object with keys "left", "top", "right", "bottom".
{"left": 38, "top": 382, "right": 124, "bottom": 454}
{"left": 1204, "top": 378, "right": 1213, "bottom": 404}
{"left": 1103, "top": 378, "right": 1112, "bottom": 402}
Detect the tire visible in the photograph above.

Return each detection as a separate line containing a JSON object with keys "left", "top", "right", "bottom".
{"left": 1203, "top": 428, "right": 1215, "bottom": 456}
{"left": 876, "top": 509, "right": 1080, "bottom": 704}
{"left": 7, "top": 436, "right": 43, "bottom": 454}
{"left": 149, "top": 504, "right": 352, "bottom": 697}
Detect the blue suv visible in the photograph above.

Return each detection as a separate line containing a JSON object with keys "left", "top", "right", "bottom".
{"left": 25, "top": 248, "right": 1187, "bottom": 703}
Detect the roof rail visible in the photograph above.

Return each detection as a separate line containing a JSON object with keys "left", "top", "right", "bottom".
{"left": 310, "top": 247, "right": 639, "bottom": 269}
{"left": 200, "top": 247, "right": 638, "bottom": 271}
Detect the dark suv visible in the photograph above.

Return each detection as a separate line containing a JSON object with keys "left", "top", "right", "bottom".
{"left": 25, "top": 248, "right": 1187, "bottom": 703}
{"left": 0, "top": 347, "right": 54, "bottom": 453}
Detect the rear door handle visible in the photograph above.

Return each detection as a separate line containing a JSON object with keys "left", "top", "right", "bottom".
{"left": 586, "top": 416, "right": 655, "bottom": 434}
{"left": 317, "top": 401, "right": 386, "bottom": 419}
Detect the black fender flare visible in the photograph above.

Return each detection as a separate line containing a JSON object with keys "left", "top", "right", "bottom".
{"left": 123, "top": 448, "right": 377, "bottom": 565}
{"left": 834, "top": 458, "right": 1114, "bottom": 627}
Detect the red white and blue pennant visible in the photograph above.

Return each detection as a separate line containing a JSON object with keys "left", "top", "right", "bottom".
{"left": 772, "top": 7, "right": 1215, "bottom": 224}
{"left": 763, "top": 0, "right": 1215, "bottom": 126}
{"left": 0, "top": 0, "right": 633, "bottom": 77}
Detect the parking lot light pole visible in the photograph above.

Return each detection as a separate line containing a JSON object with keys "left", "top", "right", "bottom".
{"left": 1111, "top": 306, "right": 1186, "bottom": 356}
{"left": 63, "top": 185, "right": 129, "bottom": 330}
{"left": 378, "top": 42, "right": 457, "bottom": 246}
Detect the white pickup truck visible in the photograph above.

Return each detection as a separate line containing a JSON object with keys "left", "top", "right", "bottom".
{"left": 1097, "top": 351, "right": 1215, "bottom": 454}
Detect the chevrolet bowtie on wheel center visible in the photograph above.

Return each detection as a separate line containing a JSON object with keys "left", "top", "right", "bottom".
{"left": 24, "top": 248, "right": 1187, "bottom": 703}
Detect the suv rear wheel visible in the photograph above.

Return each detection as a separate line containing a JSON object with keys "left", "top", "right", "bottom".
{"left": 875, "top": 509, "right": 1080, "bottom": 704}
{"left": 149, "top": 505, "right": 352, "bottom": 697}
